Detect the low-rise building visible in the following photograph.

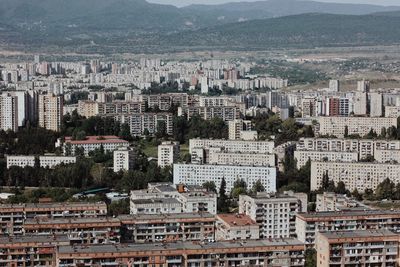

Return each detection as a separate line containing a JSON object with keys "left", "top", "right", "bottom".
{"left": 239, "top": 191, "right": 307, "bottom": 238}
{"left": 316, "top": 230, "right": 400, "bottom": 267}
{"left": 57, "top": 239, "right": 305, "bottom": 267}
{"left": 316, "top": 192, "right": 371, "bottom": 212}
{"left": 0, "top": 202, "right": 107, "bottom": 235}
{"left": 130, "top": 183, "right": 217, "bottom": 215}
{"left": 296, "top": 210, "right": 400, "bottom": 247}
{"left": 23, "top": 217, "right": 121, "bottom": 244}
{"left": 119, "top": 213, "right": 215, "bottom": 243}
{"left": 0, "top": 235, "right": 70, "bottom": 266}
{"left": 59, "top": 135, "right": 129, "bottom": 156}
{"left": 6, "top": 155, "right": 77, "bottom": 169}
{"left": 215, "top": 213, "right": 259, "bottom": 241}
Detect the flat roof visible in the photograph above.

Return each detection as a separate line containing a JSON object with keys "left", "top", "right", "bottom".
{"left": 119, "top": 212, "right": 215, "bottom": 221}
{"left": 24, "top": 217, "right": 120, "bottom": 225}
{"left": 217, "top": 214, "right": 257, "bottom": 227}
{"left": 58, "top": 239, "right": 303, "bottom": 255}
{"left": 319, "top": 229, "right": 398, "bottom": 240}
{"left": 298, "top": 210, "right": 400, "bottom": 220}
{"left": 0, "top": 235, "right": 69, "bottom": 245}
{"left": 65, "top": 136, "right": 128, "bottom": 145}
{"left": 0, "top": 201, "right": 107, "bottom": 210}
{"left": 130, "top": 198, "right": 181, "bottom": 205}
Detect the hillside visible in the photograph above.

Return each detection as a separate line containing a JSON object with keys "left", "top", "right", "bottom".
{"left": 164, "top": 13, "right": 400, "bottom": 49}
{"left": 183, "top": 0, "right": 400, "bottom": 24}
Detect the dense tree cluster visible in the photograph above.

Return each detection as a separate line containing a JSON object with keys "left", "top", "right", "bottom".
{"left": 173, "top": 115, "right": 228, "bottom": 144}
{"left": 252, "top": 113, "right": 314, "bottom": 145}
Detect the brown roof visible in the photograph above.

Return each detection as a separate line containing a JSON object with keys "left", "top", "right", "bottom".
{"left": 217, "top": 213, "right": 257, "bottom": 227}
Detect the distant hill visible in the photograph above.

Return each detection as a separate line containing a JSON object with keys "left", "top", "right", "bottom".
{"left": 164, "top": 13, "right": 400, "bottom": 49}
{"left": 183, "top": 0, "right": 400, "bottom": 24}
{"left": 0, "top": 0, "right": 400, "bottom": 52}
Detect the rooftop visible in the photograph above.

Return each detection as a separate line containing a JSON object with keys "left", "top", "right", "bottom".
{"left": 319, "top": 229, "right": 398, "bottom": 240}
{"left": 119, "top": 212, "right": 215, "bottom": 222}
{"left": 130, "top": 198, "right": 181, "bottom": 205}
{"left": 298, "top": 209, "right": 400, "bottom": 220}
{"left": 217, "top": 214, "right": 257, "bottom": 227}
{"left": 24, "top": 217, "right": 120, "bottom": 226}
{"left": 0, "top": 201, "right": 107, "bottom": 210}
{"left": 0, "top": 235, "right": 69, "bottom": 245}
{"left": 65, "top": 136, "right": 128, "bottom": 145}
{"left": 58, "top": 239, "right": 303, "bottom": 255}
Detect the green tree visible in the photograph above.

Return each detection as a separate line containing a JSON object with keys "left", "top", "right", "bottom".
{"left": 202, "top": 181, "right": 217, "bottom": 193}
{"left": 251, "top": 179, "right": 265, "bottom": 195}
{"left": 218, "top": 178, "right": 229, "bottom": 213}
{"left": 305, "top": 249, "right": 317, "bottom": 267}
{"left": 375, "top": 178, "right": 395, "bottom": 200}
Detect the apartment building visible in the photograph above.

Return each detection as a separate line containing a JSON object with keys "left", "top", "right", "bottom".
{"left": 385, "top": 105, "right": 400, "bottom": 118}
{"left": 130, "top": 198, "right": 182, "bottom": 215}
{"left": 310, "top": 161, "right": 400, "bottom": 192}
{"left": 57, "top": 239, "right": 305, "bottom": 267}
{"left": 38, "top": 93, "right": 63, "bottom": 132}
{"left": 228, "top": 119, "right": 253, "bottom": 140}
{"left": 189, "top": 139, "right": 275, "bottom": 154}
{"left": 113, "top": 146, "right": 136, "bottom": 172}
{"left": 120, "top": 213, "right": 215, "bottom": 243}
{"left": 0, "top": 93, "right": 18, "bottom": 132}
{"left": 39, "top": 155, "right": 77, "bottom": 168}
{"left": 316, "top": 230, "right": 399, "bottom": 267}
{"left": 208, "top": 150, "right": 276, "bottom": 167}
{"left": 0, "top": 202, "right": 107, "bottom": 235}
{"left": 0, "top": 235, "right": 70, "bottom": 266}
{"left": 316, "top": 192, "right": 371, "bottom": 212}
{"left": 239, "top": 191, "right": 308, "bottom": 238}
{"left": 182, "top": 106, "right": 241, "bottom": 122}
{"left": 294, "top": 150, "right": 358, "bottom": 168}
{"left": 215, "top": 213, "right": 259, "bottom": 241}
{"left": 60, "top": 135, "right": 129, "bottom": 156}
{"left": 297, "top": 137, "right": 400, "bottom": 162}
{"left": 158, "top": 141, "right": 180, "bottom": 168}
{"left": 173, "top": 164, "right": 276, "bottom": 194}
{"left": 130, "top": 183, "right": 217, "bottom": 215}
{"left": 296, "top": 210, "right": 400, "bottom": 247}
{"left": 318, "top": 117, "right": 397, "bottom": 138}
{"left": 6, "top": 155, "right": 77, "bottom": 169}
{"left": 23, "top": 217, "right": 121, "bottom": 244}
{"left": 114, "top": 112, "right": 173, "bottom": 136}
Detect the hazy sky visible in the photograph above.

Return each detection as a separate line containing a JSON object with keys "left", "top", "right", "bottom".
{"left": 148, "top": 0, "right": 400, "bottom": 7}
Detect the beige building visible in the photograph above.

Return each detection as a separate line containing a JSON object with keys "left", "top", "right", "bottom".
{"left": 228, "top": 119, "right": 253, "bottom": 140}
{"left": 316, "top": 192, "right": 371, "bottom": 212}
{"left": 296, "top": 210, "right": 400, "bottom": 247}
{"left": 318, "top": 117, "right": 397, "bottom": 138}
{"left": 38, "top": 93, "right": 63, "bottom": 132}
{"left": 311, "top": 161, "right": 400, "bottom": 192}
{"left": 353, "top": 92, "right": 368, "bottom": 116}
{"left": 294, "top": 150, "right": 358, "bottom": 168}
{"left": 385, "top": 106, "right": 400, "bottom": 118}
{"left": 215, "top": 213, "right": 259, "bottom": 241}
{"left": 158, "top": 141, "right": 180, "bottom": 168}
{"left": 113, "top": 147, "right": 136, "bottom": 172}
{"left": 239, "top": 191, "right": 307, "bottom": 238}
{"left": 316, "top": 230, "right": 399, "bottom": 267}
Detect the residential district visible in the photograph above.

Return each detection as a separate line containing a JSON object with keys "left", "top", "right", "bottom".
{"left": 1, "top": 57, "right": 400, "bottom": 266}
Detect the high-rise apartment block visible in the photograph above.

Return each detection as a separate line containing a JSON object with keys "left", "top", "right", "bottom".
{"left": 113, "top": 147, "right": 136, "bottom": 172}
{"left": 0, "top": 93, "right": 18, "bottom": 132}
{"left": 239, "top": 191, "right": 307, "bottom": 238}
{"left": 38, "top": 93, "right": 63, "bottom": 132}
{"left": 158, "top": 141, "right": 180, "bottom": 168}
